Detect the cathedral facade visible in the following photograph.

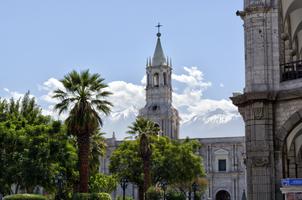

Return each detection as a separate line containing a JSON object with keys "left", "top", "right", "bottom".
{"left": 101, "top": 31, "right": 246, "bottom": 200}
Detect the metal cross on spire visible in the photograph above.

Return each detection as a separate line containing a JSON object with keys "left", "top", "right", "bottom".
{"left": 155, "top": 22, "right": 163, "bottom": 37}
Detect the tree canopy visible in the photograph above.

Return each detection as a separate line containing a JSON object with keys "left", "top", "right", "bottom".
{"left": 0, "top": 93, "right": 78, "bottom": 195}
{"left": 109, "top": 135, "right": 206, "bottom": 198}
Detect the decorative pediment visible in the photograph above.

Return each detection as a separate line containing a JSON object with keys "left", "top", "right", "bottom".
{"left": 214, "top": 149, "right": 229, "bottom": 155}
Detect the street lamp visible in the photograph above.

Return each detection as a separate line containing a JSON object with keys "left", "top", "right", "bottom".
{"left": 192, "top": 182, "right": 198, "bottom": 200}
{"left": 120, "top": 177, "right": 128, "bottom": 200}
{"left": 160, "top": 180, "right": 168, "bottom": 200}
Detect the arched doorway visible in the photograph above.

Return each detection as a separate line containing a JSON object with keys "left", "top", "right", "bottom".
{"left": 216, "top": 190, "right": 231, "bottom": 200}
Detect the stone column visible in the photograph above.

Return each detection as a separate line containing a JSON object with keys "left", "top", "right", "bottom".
{"left": 231, "top": 94, "right": 276, "bottom": 200}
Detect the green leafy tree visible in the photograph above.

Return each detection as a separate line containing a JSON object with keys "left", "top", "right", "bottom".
{"left": 53, "top": 70, "right": 112, "bottom": 192}
{"left": 156, "top": 139, "right": 205, "bottom": 188}
{"left": 0, "top": 94, "right": 78, "bottom": 195}
{"left": 109, "top": 139, "right": 143, "bottom": 193}
{"left": 89, "top": 173, "right": 117, "bottom": 193}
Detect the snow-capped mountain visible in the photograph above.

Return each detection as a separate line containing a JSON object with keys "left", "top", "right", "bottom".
{"left": 110, "top": 105, "right": 139, "bottom": 121}
{"left": 183, "top": 108, "right": 239, "bottom": 126}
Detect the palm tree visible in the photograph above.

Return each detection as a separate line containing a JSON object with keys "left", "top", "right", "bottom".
{"left": 128, "top": 117, "right": 160, "bottom": 200}
{"left": 53, "top": 70, "right": 112, "bottom": 192}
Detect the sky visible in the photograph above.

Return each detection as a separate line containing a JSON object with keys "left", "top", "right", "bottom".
{"left": 0, "top": 1, "right": 245, "bottom": 139}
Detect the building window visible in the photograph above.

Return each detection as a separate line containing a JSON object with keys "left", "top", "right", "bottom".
{"left": 218, "top": 159, "right": 226, "bottom": 172}
{"left": 153, "top": 73, "right": 159, "bottom": 87}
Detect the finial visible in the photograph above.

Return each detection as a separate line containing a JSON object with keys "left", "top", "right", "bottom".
{"left": 149, "top": 57, "right": 152, "bottom": 66}
{"left": 170, "top": 58, "right": 172, "bottom": 66}
{"left": 155, "top": 22, "right": 163, "bottom": 37}
{"left": 167, "top": 56, "right": 169, "bottom": 66}
{"left": 146, "top": 58, "right": 148, "bottom": 67}
{"left": 112, "top": 131, "right": 116, "bottom": 139}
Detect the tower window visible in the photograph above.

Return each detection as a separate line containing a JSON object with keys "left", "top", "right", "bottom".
{"left": 153, "top": 73, "right": 159, "bottom": 87}
{"left": 163, "top": 72, "right": 167, "bottom": 85}
{"left": 152, "top": 105, "right": 159, "bottom": 111}
{"left": 147, "top": 74, "right": 150, "bottom": 86}
{"left": 218, "top": 159, "right": 227, "bottom": 172}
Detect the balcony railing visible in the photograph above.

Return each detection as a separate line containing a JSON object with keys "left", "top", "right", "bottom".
{"left": 281, "top": 60, "right": 302, "bottom": 81}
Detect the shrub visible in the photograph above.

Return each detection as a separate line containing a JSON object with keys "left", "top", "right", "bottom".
{"left": 116, "top": 196, "right": 134, "bottom": 200}
{"left": 89, "top": 173, "right": 117, "bottom": 193}
{"left": 72, "top": 193, "right": 111, "bottom": 200}
{"left": 3, "top": 194, "right": 47, "bottom": 200}
{"left": 165, "top": 190, "right": 186, "bottom": 200}
{"left": 146, "top": 187, "right": 163, "bottom": 200}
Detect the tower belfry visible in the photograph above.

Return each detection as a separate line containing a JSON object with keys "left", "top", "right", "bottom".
{"left": 139, "top": 24, "right": 180, "bottom": 139}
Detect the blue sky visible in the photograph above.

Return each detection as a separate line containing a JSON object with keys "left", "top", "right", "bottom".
{"left": 0, "top": 1, "right": 245, "bottom": 139}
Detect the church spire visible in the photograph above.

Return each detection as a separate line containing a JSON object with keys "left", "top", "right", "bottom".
{"left": 152, "top": 23, "right": 167, "bottom": 66}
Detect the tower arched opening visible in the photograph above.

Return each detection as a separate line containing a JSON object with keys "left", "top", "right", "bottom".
{"left": 153, "top": 73, "right": 159, "bottom": 87}
{"left": 163, "top": 72, "right": 167, "bottom": 86}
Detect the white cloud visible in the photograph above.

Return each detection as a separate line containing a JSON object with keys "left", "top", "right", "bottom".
{"left": 219, "top": 83, "right": 225, "bottom": 88}
{"left": 172, "top": 66, "right": 212, "bottom": 91}
{"left": 39, "top": 77, "right": 64, "bottom": 104}
{"left": 38, "top": 77, "right": 64, "bottom": 91}
{"left": 3, "top": 88, "right": 35, "bottom": 100}
{"left": 41, "top": 104, "right": 67, "bottom": 120}
{"left": 107, "top": 81, "right": 145, "bottom": 113}
{"left": 141, "top": 75, "right": 147, "bottom": 85}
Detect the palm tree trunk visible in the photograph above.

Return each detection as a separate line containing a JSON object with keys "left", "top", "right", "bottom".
{"left": 78, "top": 133, "right": 90, "bottom": 192}
{"left": 138, "top": 185, "right": 144, "bottom": 200}
{"left": 143, "top": 159, "right": 151, "bottom": 196}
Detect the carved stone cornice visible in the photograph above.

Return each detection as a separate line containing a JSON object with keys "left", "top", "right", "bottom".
{"left": 245, "top": 5, "right": 271, "bottom": 13}
{"left": 230, "top": 91, "right": 276, "bottom": 107}
{"left": 236, "top": 3, "right": 273, "bottom": 20}
{"left": 230, "top": 88, "right": 302, "bottom": 107}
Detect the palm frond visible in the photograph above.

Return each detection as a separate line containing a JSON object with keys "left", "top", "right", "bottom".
{"left": 52, "top": 70, "right": 113, "bottom": 137}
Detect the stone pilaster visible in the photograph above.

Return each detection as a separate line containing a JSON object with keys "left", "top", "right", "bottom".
{"left": 231, "top": 93, "right": 275, "bottom": 200}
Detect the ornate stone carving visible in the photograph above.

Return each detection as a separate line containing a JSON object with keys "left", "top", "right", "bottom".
{"left": 251, "top": 156, "right": 270, "bottom": 167}
{"left": 252, "top": 102, "right": 264, "bottom": 120}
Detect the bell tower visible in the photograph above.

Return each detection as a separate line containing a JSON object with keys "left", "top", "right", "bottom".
{"left": 139, "top": 24, "right": 180, "bottom": 139}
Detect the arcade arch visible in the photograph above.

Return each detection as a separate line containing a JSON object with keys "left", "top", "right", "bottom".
{"left": 215, "top": 190, "right": 231, "bottom": 200}
{"left": 276, "top": 110, "right": 302, "bottom": 179}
